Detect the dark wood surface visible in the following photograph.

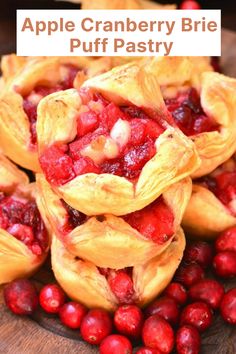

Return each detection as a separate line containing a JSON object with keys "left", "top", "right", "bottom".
{"left": 0, "top": 28, "right": 236, "bottom": 354}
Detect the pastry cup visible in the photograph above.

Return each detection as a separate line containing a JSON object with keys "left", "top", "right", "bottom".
{"left": 0, "top": 154, "right": 50, "bottom": 284}
{"left": 37, "top": 62, "right": 199, "bottom": 215}
{"left": 0, "top": 56, "right": 110, "bottom": 172}
{"left": 37, "top": 173, "right": 191, "bottom": 268}
{"left": 145, "top": 57, "right": 236, "bottom": 178}
{"left": 51, "top": 228, "right": 185, "bottom": 311}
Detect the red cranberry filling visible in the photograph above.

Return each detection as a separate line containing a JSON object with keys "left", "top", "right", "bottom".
{"left": 0, "top": 193, "right": 48, "bottom": 255}
{"left": 22, "top": 65, "right": 79, "bottom": 146}
{"left": 40, "top": 92, "right": 165, "bottom": 186}
{"left": 124, "top": 196, "right": 174, "bottom": 244}
{"left": 61, "top": 200, "right": 87, "bottom": 233}
{"left": 165, "top": 88, "right": 218, "bottom": 136}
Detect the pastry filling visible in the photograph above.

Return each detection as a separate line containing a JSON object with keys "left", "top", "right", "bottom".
{"left": 0, "top": 192, "right": 48, "bottom": 255}
{"left": 197, "top": 158, "right": 236, "bottom": 216}
{"left": 40, "top": 91, "right": 165, "bottom": 186}
{"left": 22, "top": 65, "right": 79, "bottom": 146}
{"left": 165, "top": 88, "right": 219, "bottom": 136}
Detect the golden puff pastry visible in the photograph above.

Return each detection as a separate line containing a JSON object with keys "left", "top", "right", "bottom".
{"left": 0, "top": 154, "right": 50, "bottom": 284}
{"left": 52, "top": 228, "right": 185, "bottom": 311}
{"left": 0, "top": 56, "right": 110, "bottom": 172}
{"left": 183, "top": 154, "right": 236, "bottom": 239}
{"left": 37, "top": 62, "right": 199, "bottom": 216}
{"left": 145, "top": 57, "right": 236, "bottom": 178}
{"left": 37, "top": 173, "right": 191, "bottom": 269}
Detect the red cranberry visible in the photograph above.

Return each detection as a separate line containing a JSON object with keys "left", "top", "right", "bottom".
{"left": 180, "top": 302, "right": 212, "bottom": 332}
{"left": 142, "top": 315, "right": 174, "bottom": 353}
{"left": 176, "top": 325, "right": 201, "bottom": 354}
{"left": 213, "top": 251, "right": 236, "bottom": 278}
{"left": 220, "top": 288, "right": 236, "bottom": 325}
{"left": 114, "top": 304, "right": 143, "bottom": 338}
{"left": 183, "top": 242, "right": 213, "bottom": 268}
{"left": 39, "top": 284, "right": 65, "bottom": 314}
{"left": 180, "top": 0, "right": 201, "bottom": 9}
{"left": 4, "top": 279, "right": 38, "bottom": 315}
{"left": 175, "top": 263, "right": 204, "bottom": 288}
{"left": 215, "top": 226, "right": 236, "bottom": 253}
{"left": 145, "top": 296, "right": 179, "bottom": 326}
{"left": 189, "top": 279, "right": 224, "bottom": 310}
{"left": 164, "top": 282, "right": 187, "bottom": 306}
{"left": 100, "top": 334, "right": 132, "bottom": 354}
{"left": 59, "top": 301, "right": 87, "bottom": 329}
{"left": 80, "top": 309, "right": 112, "bottom": 345}
{"left": 136, "top": 348, "right": 161, "bottom": 354}
{"left": 107, "top": 270, "right": 134, "bottom": 304}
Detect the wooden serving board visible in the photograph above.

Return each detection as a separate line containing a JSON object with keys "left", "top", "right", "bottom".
{"left": 1, "top": 28, "right": 236, "bottom": 354}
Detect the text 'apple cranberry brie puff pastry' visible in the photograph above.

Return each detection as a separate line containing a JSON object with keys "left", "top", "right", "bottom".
{"left": 145, "top": 57, "right": 236, "bottom": 178}
{"left": 0, "top": 56, "right": 110, "bottom": 172}
{"left": 37, "top": 62, "right": 200, "bottom": 216}
{"left": 37, "top": 173, "right": 191, "bottom": 269}
{"left": 0, "top": 154, "right": 50, "bottom": 284}
{"left": 183, "top": 154, "right": 236, "bottom": 239}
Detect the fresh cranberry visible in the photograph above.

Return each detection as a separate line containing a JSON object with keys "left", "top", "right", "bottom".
{"left": 145, "top": 297, "right": 179, "bottom": 326}
{"left": 180, "top": 302, "right": 212, "bottom": 332}
{"left": 183, "top": 242, "right": 213, "bottom": 268}
{"left": 4, "top": 279, "right": 38, "bottom": 315}
{"left": 80, "top": 309, "right": 112, "bottom": 345}
{"left": 39, "top": 284, "right": 66, "bottom": 313}
{"left": 220, "top": 288, "right": 236, "bottom": 325}
{"left": 136, "top": 348, "right": 161, "bottom": 354}
{"left": 59, "top": 301, "right": 87, "bottom": 329}
{"left": 164, "top": 282, "right": 187, "bottom": 306}
{"left": 175, "top": 263, "right": 205, "bottom": 288}
{"left": 180, "top": 0, "right": 201, "bottom": 10}
{"left": 189, "top": 279, "right": 224, "bottom": 310}
{"left": 77, "top": 110, "right": 99, "bottom": 137}
{"left": 114, "top": 304, "right": 143, "bottom": 338}
{"left": 107, "top": 270, "right": 135, "bottom": 304}
{"left": 213, "top": 172, "right": 236, "bottom": 212}
{"left": 99, "top": 334, "right": 132, "bottom": 354}
{"left": 176, "top": 325, "right": 201, "bottom": 354}
{"left": 142, "top": 315, "right": 174, "bottom": 353}
{"left": 213, "top": 251, "right": 236, "bottom": 278}
{"left": 215, "top": 226, "right": 236, "bottom": 253}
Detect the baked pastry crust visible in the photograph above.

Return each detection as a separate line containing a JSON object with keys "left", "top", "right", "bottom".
{"left": 51, "top": 228, "right": 185, "bottom": 311}
{"left": 37, "top": 173, "right": 191, "bottom": 269}
{"left": 145, "top": 57, "right": 236, "bottom": 178}
{"left": 37, "top": 62, "right": 199, "bottom": 215}
{"left": 0, "top": 154, "right": 49, "bottom": 284}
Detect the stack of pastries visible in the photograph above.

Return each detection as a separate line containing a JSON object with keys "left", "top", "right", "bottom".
{"left": 0, "top": 53, "right": 236, "bottom": 312}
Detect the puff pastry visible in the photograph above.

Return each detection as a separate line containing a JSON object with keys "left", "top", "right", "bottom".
{"left": 51, "top": 228, "right": 185, "bottom": 311}
{"left": 0, "top": 56, "right": 110, "bottom": 171}
{"left": 37, "top": 62, "right": 199, "bottom": 215}
{"left": 37, "top": 173, "right": 191, "bottom": 268}
{"left": 0, "top": 154, "right": 50, "bottom": 284}
{"left": 145, "top": 57, "right": 236, "bottom": 178}
{"left": 183, "top": 154, "right": 236, "bottom": 238}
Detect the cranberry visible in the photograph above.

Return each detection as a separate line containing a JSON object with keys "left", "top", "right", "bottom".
{"left": 213, "top": 251, "right": 236, "bottom": 278}
{"left": 39, "top": 284, "right": 65, "bottom": 313}
{"left": 215, "top": 226, "right": 236, "bottom": 253}
{"left": 74, "top": 156, "right": 101, "bottom": 175}
{"left": 4, "top": 279, "right": 38, "bottom": 315}
{"left": 145, "top": 297, "right": 179, "bottom": 326}
{"left": 100, "top": 334, "right": 132, "bottom": 354}
{"left": 7, "top": 224, "right": 34, "bottom": 246}
{"left": 189, "top": 279, "right": 224, "bottom": 309}
{"left": 220, "top": 288, "right": 236, "bottom": 325}
{"left": 183, "top": 242, "right": 213, "bottom": 268}
{"left": 136, "top": 348, "right": 161, "bottom": 354}
{"left": 62, "top": 201, "right": 87, "bottom": 230}
{"left": 59, "top": 301, "right": 87, "bottom": 329}
{"left": 100, "top": 103, "right": 126, "bottom": 130}
{"left": 180, "top": 302, "right": 212, "bottom": 332}
{"left": 180, "top": 0, "right": 201, "bottom": 10}
{"left": 114, "top": 304, "right": 143, "bottom": 338}
{"left": 175, "top": 263, "right": 204, "bottom": 288}
{"left": 107, "top": 270, "right": 135, "bottom": 304}
{"left": 80, "top": 309, "right": 112, "bottom": 345}
{"left": 77, "top": 110, "right": 99, "bottom": 137}
{"left": 142, "top": 315, "right": 174, "bottom": 353}
{"left": 176, "top": 325, "right": 201, "bottom": 354}
{"left": 164, "top": 282, "right": 187, "bottom": 306}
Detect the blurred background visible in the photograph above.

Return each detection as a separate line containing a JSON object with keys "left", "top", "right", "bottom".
{"left": 0, "top": 0, "right": 235, "bottom": 55}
